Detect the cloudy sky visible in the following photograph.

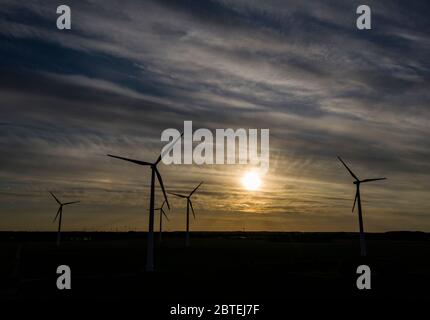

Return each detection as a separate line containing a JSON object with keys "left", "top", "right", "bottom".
{"left": 0, "top": 0, "right": 429, "bottom": 232}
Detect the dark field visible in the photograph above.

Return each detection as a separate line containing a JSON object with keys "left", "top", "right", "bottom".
{"left": 1, "top": 231, "right": 430, "bottom": 305}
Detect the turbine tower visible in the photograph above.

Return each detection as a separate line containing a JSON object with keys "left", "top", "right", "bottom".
{"left": 337, "top": 156, "right": 386, "bottom": 257}
{"left": 107, "top": 132, "right": 182, "bottom": 271}
{"left": 155, "top": 200, "right": 169, "bottom": 242}
{"left": 169, "top": 182, "right": 203, "bottom": 247}
{"left": 50, "top": 192, "right": 80, "bottom": 246}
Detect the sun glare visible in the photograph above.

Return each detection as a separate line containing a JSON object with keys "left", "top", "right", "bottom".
{"left": 241, "top": 171, "right": 262, "bottom": 191}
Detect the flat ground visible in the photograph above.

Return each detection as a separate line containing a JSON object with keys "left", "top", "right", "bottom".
{"left": 1, "top": 232, "right": 430, "bottom": 302}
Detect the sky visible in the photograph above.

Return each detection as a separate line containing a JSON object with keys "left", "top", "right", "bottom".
{"left": 0, "top": 0, "right": 429, "bottom": 232}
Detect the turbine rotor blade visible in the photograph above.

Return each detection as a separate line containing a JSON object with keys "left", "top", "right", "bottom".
{"left": 360, "top": 178, "right": 387, "bottom": 183}
{"left": 352, "top": 189, "right": 358, "bottom": 212}
{"left": 189, "top": 200, "right": 196, "bottom": 219}
{"left": 189, "top": 181, "right": 204, "bottom": 197}
{"left": 155, "top": 168, "right": 170, "bottom": 210}
{"left": 156, "top": 131, "right": 184, "bottom": 165}
{"left": 162, "top": 209, "right": 169, "bottom": 221}
{"left": 107, "top": 154, "right": 152, "bottom": 166}
{"left": 168, "top": 192, "right": 187, "bottom": 198}
{"left": 63, "top": 201, "right": 80, "bottom": 205}
{"left": 50, "top": 192, "right": 61, "bottom": 205}
{"left": 53, "top": 207, "right": 61, "bottom": 222}
{"left": 337, "top": 156, "right": 359, "bottom": 180}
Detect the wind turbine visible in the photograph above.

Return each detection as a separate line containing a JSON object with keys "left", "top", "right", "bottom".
{"left": 107, "top": 132, "right": 182, "bottom": 271}
{"left": 337, "top": 157, "right": 386, "bottom": 257}
{"left": 169, "top": 182, "right": 203, "bottom": 247}
{"left": 50, "top": 192, "right": 80, "bottom": 246}
{"left": 155, "top": 200, "right": 169, "bottom": 242}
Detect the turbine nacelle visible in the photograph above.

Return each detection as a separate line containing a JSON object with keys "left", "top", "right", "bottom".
{"left": 107, "top": 154, "right": 171, "bottom": 210}
{"left": 338, "top": 157, "right": 386, "bottom": 213}
{"left": 353, "top": 178, "right": 386, "bottom": 185}
{"left": 50, "top": 192, "right": 79, "bottom": 211}
{"left": 168, "top": 182, "right": 203, "bottom": 220}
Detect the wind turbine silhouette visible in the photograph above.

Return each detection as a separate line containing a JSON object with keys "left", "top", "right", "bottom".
{"left": 107, "top": 132, "right": 182, "bottom": 271}
{"left": 337, "top": 157, "right": 386, "bottom": 257}
{"left": 50, "top": 192, "right": 79, "bottom": 246}
{"left": 169, "top": 182, "right": 203, "bottom": 247}
{"left": 155, "top": 200, "right": 169, "bottom": 242}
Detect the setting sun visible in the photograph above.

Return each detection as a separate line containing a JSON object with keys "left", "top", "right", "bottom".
{"left": 241, "top": 171, "right": 262, "bottom": 191}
